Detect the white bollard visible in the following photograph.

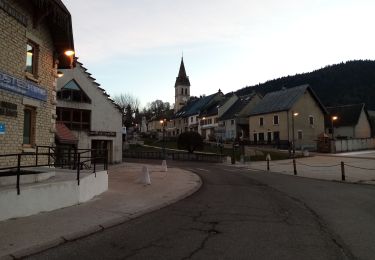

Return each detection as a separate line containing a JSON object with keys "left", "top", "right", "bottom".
{"left": 138, "top": 165, "right": 151, "bottom": 185}
{"left": 162, "top": 160, "right": 168, "bottom": 172}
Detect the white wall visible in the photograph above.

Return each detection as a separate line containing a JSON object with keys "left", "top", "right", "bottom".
{"left": 333, "top": 138, "right": 375, "bottom": 152}
{"left": 57, "top": 62, "right": 123, "bottom": 163}
{"left": 0, "top": 171, "right": 108, "bottom": 221}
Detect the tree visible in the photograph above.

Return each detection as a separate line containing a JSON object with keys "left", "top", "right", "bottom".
{"left": 113, "top": 93, "right": 141, "bottom": 126}
{"left": 177, "top": 132, "right": 204, "bottom": 153}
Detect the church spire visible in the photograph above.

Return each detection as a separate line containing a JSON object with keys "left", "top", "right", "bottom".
{"left": 175, "top": 57, "right": 191, "bottom": 87}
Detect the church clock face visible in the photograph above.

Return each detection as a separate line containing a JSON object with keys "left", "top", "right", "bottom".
{"left": 182, "top": 97, "right": 187, "bottom": 102}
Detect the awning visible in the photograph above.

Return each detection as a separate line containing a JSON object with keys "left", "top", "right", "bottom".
{"left": 55, "top": 122, "right": 78, "bottom": 145}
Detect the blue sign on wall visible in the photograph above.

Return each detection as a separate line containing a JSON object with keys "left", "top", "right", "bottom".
{"left": 0, "top": 71, "right": 47, "bottom": 101}
{"left": 0, "top": 123, "right": 5, "bottom": 135}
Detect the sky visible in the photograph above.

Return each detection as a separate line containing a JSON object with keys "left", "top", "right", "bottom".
{"left": 63, "top": 0, "right": 375, "bottom": 109}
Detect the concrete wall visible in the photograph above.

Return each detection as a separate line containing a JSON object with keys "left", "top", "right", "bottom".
{"left": 0, "top": 0, "right": 58, "bottom": 167}
{"left": 0, "top": 171, "right": 108, "bottom": 221}
{"left": 333, "top": 138, "right": 375, "bottom": 153}
{"left": 57, "top": 63, "right": 123, "bottom": 163}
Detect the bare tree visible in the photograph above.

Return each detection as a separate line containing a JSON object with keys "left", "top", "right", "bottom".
{"left": 113, "top": 93, "right": 141, "bottom": 112}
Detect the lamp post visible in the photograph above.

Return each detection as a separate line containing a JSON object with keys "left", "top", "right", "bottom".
{"left": 160, "top": 119, "right": 166, "bottom": 158}
{"left": 331, "top": 116, "right": 338, "bottom": 139}
{"left": 291, "top": 112, "right": 299, "bottom": 157}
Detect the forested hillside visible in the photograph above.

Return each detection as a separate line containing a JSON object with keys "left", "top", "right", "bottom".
{"left": 237, "top": 60, "right": 375, "bottom": 110}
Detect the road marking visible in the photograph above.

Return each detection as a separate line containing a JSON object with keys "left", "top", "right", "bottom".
{"left": 196, "top": 168, "right": 210, "bottom": 172}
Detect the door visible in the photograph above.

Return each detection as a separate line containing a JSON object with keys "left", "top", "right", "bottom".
{"left": 92, "top": 140, "right": 113, "bottom": 163}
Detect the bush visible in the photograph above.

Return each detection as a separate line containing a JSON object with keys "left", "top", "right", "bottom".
{"left": 177, "top": 132, "right": 204, "bottom": 153}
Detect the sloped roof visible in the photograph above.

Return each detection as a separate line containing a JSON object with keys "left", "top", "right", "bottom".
{"left": 31, "top": 0, "right": 75, "bottom": 69}
{"left": 220, "top": 94, "right": 254, "bottom": 120}
{"left": 326, "top": 103, "right": 367, "bottom": 127}
{"left": 249, "top": 84, "right": 326, "bottom": 116}
{"left": 55, "top": 122, "right": 78, "bottom": 144}
{"left": 175, "top": 93, "right": 217, "bottom": 118}
{"left": 174, "top": 58, "right": 190, "bottom": 87}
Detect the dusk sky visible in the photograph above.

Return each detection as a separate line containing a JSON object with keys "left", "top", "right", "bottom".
{"left": 63, "top": 0, "right": 375, "bottom": 108}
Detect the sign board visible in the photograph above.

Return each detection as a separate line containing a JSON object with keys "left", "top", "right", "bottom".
{"left": 88, "top": 131, "right": 116, "bottom": 137}
{"left": 0, "top": 123, "right": 5, "bottom": 135}
{"left": 0, "top": 70, "right": 47, "bottom": 101}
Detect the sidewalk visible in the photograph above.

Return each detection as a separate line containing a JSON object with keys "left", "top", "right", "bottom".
{"left": 233, "top": 155, "right": 375, "bottom": 184}
{"left": 0, "top": 163, "right": 201, "bottom": 259}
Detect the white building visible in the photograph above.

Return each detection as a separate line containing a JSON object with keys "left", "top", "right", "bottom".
{"left": 56, "top": 61, "right": 123, "bottom": 163}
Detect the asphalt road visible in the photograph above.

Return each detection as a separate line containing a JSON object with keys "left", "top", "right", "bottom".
{"left": 27, "top": 161, "right": 375, "bottom": 260}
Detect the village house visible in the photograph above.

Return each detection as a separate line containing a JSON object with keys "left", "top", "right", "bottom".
{"left": 0, "top": 0, "right": 74, "bottom": 167}
{"left": 248, "top": 85, "right": 327, "bottom": 150}
{"left": 326, "top": 103, "right": 372, "bottom": 139}
{"left": 218, "top": 93, "right": 261, "bottom": 141}
{"left": 56, "top": 61, "right": 123, "bottom": 163}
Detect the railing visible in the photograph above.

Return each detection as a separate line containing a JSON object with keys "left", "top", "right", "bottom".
{"left": 0, "top": 146, "right": 108, "bottom": 195}
{"left": 123, "top": 150, "right": 224, "bottom": 163}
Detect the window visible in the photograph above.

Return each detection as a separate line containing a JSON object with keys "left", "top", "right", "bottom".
{"left": 298, "top": 130, "right": 303, "bottom": 140}
{"left": 231, "top": 119, "right": 235, "bottom": 125}
{"left": 190, "top": 117, "right": 193, "bottom": 122}
{"left": 253, "top": 133, "right": 258, "bottom": 142}
{"left": 23, "top": 107, "right": 36, "bottom": 145}
{"left": 57, "top": 80, "right": 91, "bottom": 103}
{"left": 185, "top": 88, "right": 188, "bottom": 95}
{"left": 273, "top": 115, "right": 279, "bottom": 125}
{"left": 181, "top": 88, "right": 183, "bottom": 94}
{"left": 26, "top": 41, "right": 38, "bottom": 76}
{"left": 258, "top": 132, "right": 265, "bottom": 141}
{"left": 273, "top": 131, "right": 280, "bottom": 141}
{"left": 267, "top": 132, "right": 272, "bottom": 143}
{"left": 259, "top": 117, "right": 264, "bottom": 126}
{"left": 56, "top": 108, "right": 91, "bottom": 131}
{"left": 309, "top": 116, "right": 314, "bottom": 126}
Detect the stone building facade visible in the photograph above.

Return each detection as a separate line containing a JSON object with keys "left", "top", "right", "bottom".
{"left": 0, "top": 0, "right": 74, "bottom": 167}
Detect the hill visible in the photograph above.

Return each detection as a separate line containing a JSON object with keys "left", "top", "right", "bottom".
{"left": 236, "top": 60, "right": 375, "bottom": 110}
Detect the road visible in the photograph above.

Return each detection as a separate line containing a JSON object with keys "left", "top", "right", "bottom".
{"left": 27, "top": 161, "right": 375, "bottom": 259}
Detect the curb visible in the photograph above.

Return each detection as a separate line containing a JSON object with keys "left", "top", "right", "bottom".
{"left": 2, "top": 170, "right": 202, "bottom": 259}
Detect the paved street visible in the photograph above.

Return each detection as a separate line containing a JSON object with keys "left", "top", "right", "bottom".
{"left": 25, "top": 160, "right": 375, "bottom": 260}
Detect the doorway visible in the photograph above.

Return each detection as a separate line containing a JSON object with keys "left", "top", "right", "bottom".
{"left": 91, "top": 140, "right": 113, "bottom": 163}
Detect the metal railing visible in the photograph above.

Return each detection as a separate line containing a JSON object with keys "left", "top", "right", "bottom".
{"left": 123, "top": 150, "right": 224, "bottom": 163}
{"left": 0, "top": 146, "right": 108, "bottom": 195}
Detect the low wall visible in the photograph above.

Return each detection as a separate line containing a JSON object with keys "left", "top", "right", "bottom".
{"left": 333, "top": 138, "right": 375, "bottom": 153}
{"left": 0, "top": 171, "right": 108, "bottom": 222}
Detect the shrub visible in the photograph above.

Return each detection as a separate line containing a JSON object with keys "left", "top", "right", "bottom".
{"left": 177, "top": 132, "right": 204, "bottom": 153}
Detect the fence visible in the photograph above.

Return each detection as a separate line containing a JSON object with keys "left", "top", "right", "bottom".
{"left": 333, "top": 138, "right": 375, "bottom": 153}
{"left": 123, "top": 151, "right": 224, "bottom": 163}
{"left": 0, "top": 146, "right": 108, "bottom": 195}
{"left": 262, "top": 158, "right": 375, "bottom": 181}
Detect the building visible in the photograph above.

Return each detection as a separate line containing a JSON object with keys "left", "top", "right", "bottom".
{"left": 174, "top": 58, "right": 190, "bottom": 113}
{"left": 218, "top": 93, "right": 261, "bottom": 141}
{"left": 56, "top": 61, "right": 123, "bottom": 163}
{"left": 326, "top": 103, "right": 372, "bottom": 139}
{"left": 0, "top": 0, "right": 74, "bottom": 167}
{"left": 248, "top": 85, "right": 327, "bottom": 150}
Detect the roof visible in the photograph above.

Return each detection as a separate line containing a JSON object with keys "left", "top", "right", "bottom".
{"left": 55, "top": 122, "right": 78, "bottom": 144}
{"left": 30, "top": 0, "right": 75, "bottom": 69}
{"left": 174, "top": 58, "right": 191, "bottom": 87}
{"left": 249, "top": 84, "right": 326, "bottom": 116}
{"left": 220, "top": 94, "right": 255, "bottom": 120}
{"left": 326, "top": 103, "right": 368, "bottom": 127}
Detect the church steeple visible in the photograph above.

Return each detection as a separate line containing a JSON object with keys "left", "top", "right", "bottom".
{"left": 174, "top": 57, "right": 191, "bottom": 112}
{"left": 175, "top": 58, "right": 190, "bottom": 87}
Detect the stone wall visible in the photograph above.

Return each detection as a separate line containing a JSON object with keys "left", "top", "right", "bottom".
{"left": 0, "top": 0, "right": 57, "bottom": 168}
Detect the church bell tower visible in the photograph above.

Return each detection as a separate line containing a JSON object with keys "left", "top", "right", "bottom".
{"left": 174, "top": 57, "right": 191, "bottom": 112}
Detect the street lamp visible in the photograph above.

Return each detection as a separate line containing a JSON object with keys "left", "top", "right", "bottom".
{"left": 331, "top": 116, "right": 338, "bottom": 139}
{"left": 291, "top": 112, "right": 299, "bottom": 157}
{"left": 160, "top": 119, "right": 166, "bottom": 158}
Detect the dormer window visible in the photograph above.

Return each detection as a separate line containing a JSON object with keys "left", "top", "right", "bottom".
{"left": 57, "top": 80, "right": 91, "bottom": 103}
